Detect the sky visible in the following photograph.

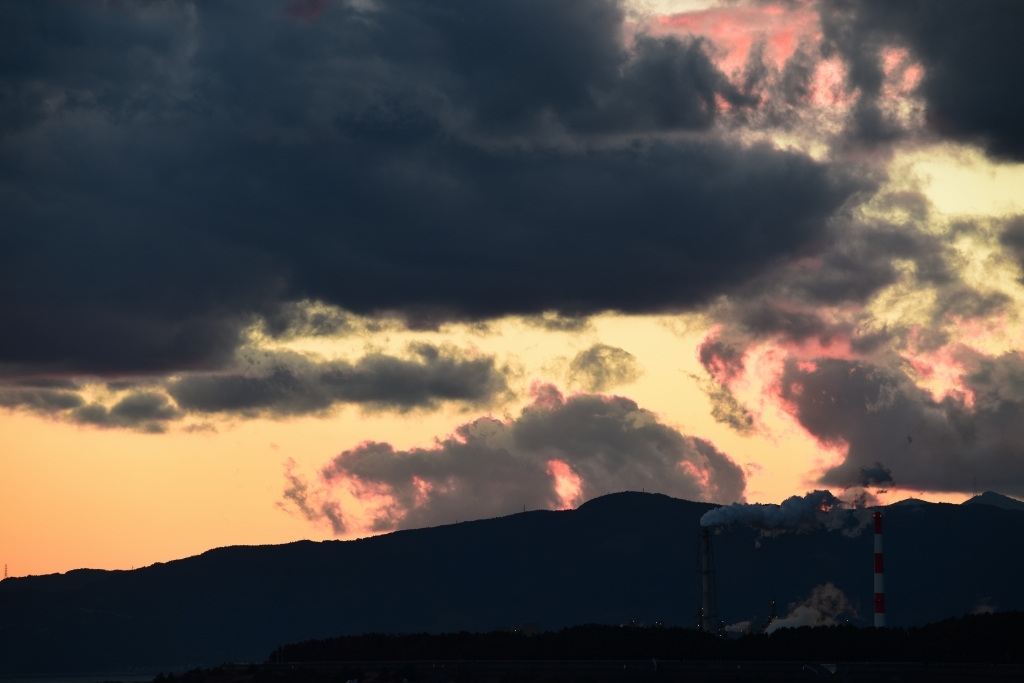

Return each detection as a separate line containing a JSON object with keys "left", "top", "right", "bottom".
{"left": 2, "top": 0, "right": 1024, "bottom": 577}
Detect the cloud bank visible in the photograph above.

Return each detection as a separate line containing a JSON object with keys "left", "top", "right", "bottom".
{"left": 0, "top": 343, "right": 510, "bottom": 430}
{"left": 782, "top": 354, "right": 1024, "bottom": 499}
{"left": 284, "top": 384, "right": 746, "bottom": 532}
{"left": 3, "top": 0, "right": 1024, "bottom": 512}
{"left": 0, "top": 0, "right": 863, "bottom": 376}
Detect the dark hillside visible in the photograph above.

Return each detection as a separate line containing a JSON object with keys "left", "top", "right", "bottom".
{"left": 1, "top": 492, "right": 1023, "bottom": 674}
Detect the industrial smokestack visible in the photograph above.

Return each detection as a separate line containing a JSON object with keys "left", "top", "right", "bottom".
{"left": 699, "top": 527, "right": 717, "bottom": 632}
{"left": 873, "top": 511, "right": 885, "bottom": 627}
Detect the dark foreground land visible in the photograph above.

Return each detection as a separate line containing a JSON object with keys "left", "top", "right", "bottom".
{"left": 275, "top": 613, "right": 1024, "bottom": 664}
{"left": 148, "top": 659, "right": 1024, "bottom": 683}
{"left": 137, "top": 613, "right": 1024, "bottom": 683}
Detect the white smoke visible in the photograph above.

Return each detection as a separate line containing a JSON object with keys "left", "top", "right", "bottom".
{"left": 725, "top": 620, "right": 751, "bottom": 634}
{"left": 700, "top": 489, "right": 873, "bottom": 536}
{"left": 765, "top": 583, "right": 856, "bottom": 633}
{"left": 701, "top": 490, "right": 839, "bottom": 530}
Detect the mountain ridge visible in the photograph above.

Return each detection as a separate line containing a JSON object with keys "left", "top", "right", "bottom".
{"left": 2, "top": 492, "right": 1023, "bottom": 675}
{"left": 963, "top": 491, "right": 1024, "bottom": 511}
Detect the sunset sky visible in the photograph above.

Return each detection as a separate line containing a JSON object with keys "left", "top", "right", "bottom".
{"left": 2, "top": 0, "right": 1023, "bottom": 577}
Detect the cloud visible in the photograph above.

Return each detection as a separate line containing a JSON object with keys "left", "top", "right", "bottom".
{"left": 688, "top": 372, "right": 755, "bottom": 434}
{"left": 729, "top": 207, "right": 1008, "bottom": 336}
{"left": 999, "top": 217, "right": 1024, "bottom": 273}
{"left": 780, "top": 353, "right": 1024, "bottom": 498}
{"left": 169, "top": 343, "right": 509, "bottom": 415}
{"left": 0, "top": 387, "right": 85, "bottom": 413}
{"left": 258, "top": 301, "right": 366, "bottom": 340}
{"left": 856, "top": 462, "right": 893, "bottom": 487}
{"left": 0, "top": 384, "right": 181, "bottom": 433}
{"left": 279, "top": 459, "right": 346, "bottom": 533}
{"left": 0, "top": 343, "right": 511, "bottom": 430}
{"left": 820, "top": 0, "right": 1024, "bottom": 159}
{"left": 70, "top": 392, "right": 182, "bottom": 434}
{"left": 765, "top": 582, "right": 857, "bottom": 633}
{"left": 288, "top": 384, "right": 745, "bottom": 532}
{"left": 567, "top": 344, "right": 643, "bottom": 392}
{"left": 522, "top": 313, "right": 592, "bottom": 333}
{"left": 0, "top": 0, "right": 863, "bottom": 376}
{"left": 686, "top": 213, "right": 1024, "bottom": 499}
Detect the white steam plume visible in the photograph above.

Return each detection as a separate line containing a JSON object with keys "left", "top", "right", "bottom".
{"left": 700, "top": 490, "right": 872, "bottom": 536}
{"left": 765, "top": 583, "right": 856, "bottom": 633}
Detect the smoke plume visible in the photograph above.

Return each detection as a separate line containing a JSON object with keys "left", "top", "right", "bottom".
{"left": 700, "top": 490, "right": 870, "bottom": 536}
{"left": 765, "top": 583, "right": 857, "bottom": 633}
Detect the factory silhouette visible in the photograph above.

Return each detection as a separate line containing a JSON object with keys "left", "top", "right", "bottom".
{"left": 2, "top": 491, "right": 1024, "bottom": 675}
{"left": 694, "top": 492, "right": 892, "bottom": 634}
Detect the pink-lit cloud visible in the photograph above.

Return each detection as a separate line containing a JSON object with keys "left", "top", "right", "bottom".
{"left": 280, "top": 384, "right": 746, "bottom": 534}
{"left": 653, "top": 3, "right": 820, "bottom": 76}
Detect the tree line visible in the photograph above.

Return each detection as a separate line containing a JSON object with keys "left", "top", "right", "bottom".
{"left": 272, "top": 612, "right": 1024, "bottom": 664}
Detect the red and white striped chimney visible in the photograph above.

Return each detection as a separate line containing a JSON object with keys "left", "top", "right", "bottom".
{"left": 873, "top": 510, "right": 885, "bottom": 627}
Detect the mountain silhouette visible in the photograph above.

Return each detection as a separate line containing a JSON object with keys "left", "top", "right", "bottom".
{"left": 1, "top": 492, "right": 1023, "bottom": 675}
{"left": 963, "top": 491, "right": 1024, "bottom": 511}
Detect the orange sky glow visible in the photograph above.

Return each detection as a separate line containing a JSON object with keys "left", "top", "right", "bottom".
{"left": 3, "top": 0, "right": 1023, "bottom": 578}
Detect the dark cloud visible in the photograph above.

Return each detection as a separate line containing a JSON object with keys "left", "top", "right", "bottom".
{"left": 0, "top": 343, "right": 510, "bottom": 429}
{"left": 688, "top": 372, "right": 755, "bottom": 434}
{"left": 71, "top": 392, "right": 182, "bottom": 434}
{"left": 856, "top": 461, "right": 893, "bottom": 487}
{"left": 685, "top": 207, "right": 1024, "bottom": 492}
{"left": 0, "top": 381, "right": 182, "bottom": 432}
{"left": 779, "top": 354, "right": 1024, "bottom": 498}
{"left": 820, "top": 0, "right": 1024, "bottom": 159}
{"left": 0, "top": 0, "right": 863, "bottom": 375}
{"left": 298, "top": 384, "right": 745, "bottom": 531}
{"left": 169, "top": 343, "right": 509, "bottom": 415}
{"left": 699, "top": 337, "right": 747, "bottom": 382}
{"left": 259, "top": 302, "right": 363, "bottom": 340}
{"left": 695, "top": 209, "right": 1016, "bottom": 378}
{"left": 567, "top": 344, "right": 643, "bottom": 392}
{"left": 749, "top": 201, "right": 996, "bottom": 317}
{"left": 522, "top": 314, "right": 592, "bottom": 333}
{"left": 999, "top": 217, "right": 1024, "bottom": 274}
{"left": 0, "top": 387, "right": 85, "bottom": 412}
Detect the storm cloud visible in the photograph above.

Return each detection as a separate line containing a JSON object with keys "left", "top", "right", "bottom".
{"left": 291, "top": 384, "right": 745, "bottom": 532}
{"left": 820, "top": 0, "right": 1024, "bottom": 159}
{"left": 780, "top": 354, "right": 1024, "bottom": 498}
{"left": 71, "top": 392, "right": 183, "bottom": 434}
{"left": 0, "top": 343, "right": 510, "bottom": 430}
{"left": 0, "top": 0, "right": 862, "bottom": 376}
{"left": 170, "top": 344, "right": 509, "bottom": 415}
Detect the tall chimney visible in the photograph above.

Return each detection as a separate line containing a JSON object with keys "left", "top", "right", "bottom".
{"left": 873, "top": 511, "right": 885, "bottom": 627}
{"left": 699, "top": 527, "right": 717, "bottom": 632}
